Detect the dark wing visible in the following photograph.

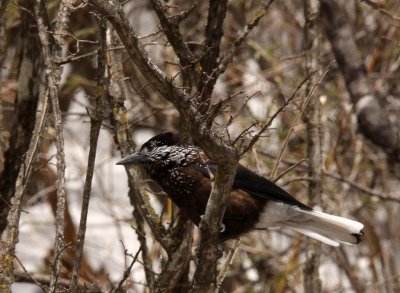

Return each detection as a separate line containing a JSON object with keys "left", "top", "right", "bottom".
{"left": 200, "top": 163, "right": 312, "bottom": 211}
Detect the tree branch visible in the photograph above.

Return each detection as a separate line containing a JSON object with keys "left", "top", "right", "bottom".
{"left": 196, "top": 0, "right": 228, "bottom": 105}
{"left": 0, "top": 85, "right": 49, "bottom": 292}
{"left": 89, "top": 0, "right": 189, "bottom": 106}
{"left": 35, "top": 1, "right": 67, "bottom": 290}
{"left": 149, "top": 0, "right": 195, "bottom": 69}
{"left": 69, "top": 16, "right": 105, "bottom": 292}
{"left": 270, "top": 62, "right": 332, "bottom": 179}
{"left": 110, "top": 247, "right": 142, "bottom": 293}
{"left": 154, "top": 217, "right": 193, "bottom": 292}
{"left": 320, "top": 0, "right": 400, "bottom": 162}
{"left": 302, "top": 1, "right": 322, "bottom": 291}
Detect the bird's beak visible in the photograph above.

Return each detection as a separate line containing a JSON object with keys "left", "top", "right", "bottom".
{"left": 116, "top": 153, "right": 148, "bottom": 165}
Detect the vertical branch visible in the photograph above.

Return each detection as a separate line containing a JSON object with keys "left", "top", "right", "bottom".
{"left": 302, "top": 1, "right": 322, "bottom": 292}
{"left": 106, "top": 21, "right": 194, "bottom": 290}
{"left": 0, "top": 0, "right": 42, "bottom": 233}
{"left": 190, "top": 159, "right": 239, "bottom": 293}
{"left": 302, "top": 1, "right": 323, "bottom": 207}
{"left": 320, "top": 0, "right": 400, "bottom": 162}
{"left": 89, "top": 0, "right": 188, "bottom": 105}
{"left": 105, "top": 23, "right": 158, "bottom": 290}
{"left": 131, "top": 204, "right": 155, "bottom": 288}
{"left": 0, "top": 89, "right": 49, "bottom": 292}
{"left": 68, "top": 17, "right": 105, "bottom": 292}
{"left": 34, "top": 1, "right": 66, "bottom": 291}
{"left": 202, "top": 0, "right": 228, "bottom": 71}
{"left": 0, "top": 0, "right": 8, "bottom": 176}
{"left": 196, "top": 0, "right": 228, "bottom": 105}
{"left": 149, "top": 0, "right": 197, "bottom": 86}
{"left": 269, "top": 63, "right": 332, "bottom": 179}
{"left": 154, "top": 217, "right": 193, "bottom": 293}
{"left": 0, "top": 0, "right": 8, "bottom": 81}
{"left": 54, "top": 0, "right": 78, "bottom": 48}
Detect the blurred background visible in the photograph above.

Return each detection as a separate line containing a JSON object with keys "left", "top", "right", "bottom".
{"left": 1, "top": 0, "right": 400, "bottom": 292}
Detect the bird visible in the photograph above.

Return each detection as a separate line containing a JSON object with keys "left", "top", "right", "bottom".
{"left": 117, "top": 132, "right": 364, "bottom": 246}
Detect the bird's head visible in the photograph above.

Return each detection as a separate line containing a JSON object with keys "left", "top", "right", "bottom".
{"left": 116, "top": 132, "right": 189, "bottom": 172}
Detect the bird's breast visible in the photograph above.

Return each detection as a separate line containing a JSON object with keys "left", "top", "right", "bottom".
{"left": 152, "top": 165, "right": 269, "bottom": 240}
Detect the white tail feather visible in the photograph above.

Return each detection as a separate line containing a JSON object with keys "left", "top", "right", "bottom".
{"left": 256, "top": 202, "right": 364, "bottom": 246}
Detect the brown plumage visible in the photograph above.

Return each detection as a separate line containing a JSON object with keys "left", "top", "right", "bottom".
{"left": 117, "top": 132, "right": 364, "bottom": 246}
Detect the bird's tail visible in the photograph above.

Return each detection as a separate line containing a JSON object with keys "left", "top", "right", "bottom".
{"left": 281, "top": 209, "right": 364, "bottom": 246}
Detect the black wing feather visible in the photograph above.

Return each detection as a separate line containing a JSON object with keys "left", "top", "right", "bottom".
{"left": 201, "top": 163, "right": 312, "bottom": 211}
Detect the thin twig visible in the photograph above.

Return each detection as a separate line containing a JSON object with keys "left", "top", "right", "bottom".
{"left": 15, "top": 255, "right": 48, "bottom": 292}
{"left": 216, "top": 239, "right": 241, "bottom": 289}
{"left": 270, "top": 61, "right": 334, "bottom": 179}
{"left": 324, "top": 172, "right": 400, "bottom": 204}
{"left": 110, "top": 247, "right": 142, "bottom": 293}
{"left": 360, "top": 0, "right": 400, "bottom": 21}
{"left": 218, "top": 0, "right": 275, "bottom": 75}
{"left": 89, "top": 0, "right": 188, "bottom": 107}
{"left": 14, "top": 273, "right": 100, "bottom": 292}
{"left": 273, "top": 159, "right": 306, "bottom": 183}
{"left": 239, "top": 70, "right": 315, "bottom": 156}
{"left": 260, "top": 150, "right": 400, "bottom": 203}
{"left": 149, "top": 0, "right": 195, "bottom": 68}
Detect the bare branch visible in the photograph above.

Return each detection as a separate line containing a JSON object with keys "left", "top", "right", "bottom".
{"left": 273, "top": 159, "right": 306, "bottom": 183}
{"left": 236, "top": 69, "right": 315, "bottom": 156}
{"left": 149, "top": 0, "right": 195, "bottom": 67}
{"left": 197, "top": 0, "right": 275, "bottom": 107}
{"left": 89, "top": 0, "right": 189, "bottom": 106}
{"left": 14, "top": 272, "right": 100, "bottom": 292}
{"left": 15, "top": 256, "right": 48, "bottom": 292}
{"left": 69, "top": 16, "right": 105, "bottom": 292}
{"left": 261, "top": 151, "right": 400, "bottom": 204}
{"left": 196, "top": 0, "right": 228, "bottom": 104}
{"left": 216, "top": 239, "right": 241, "bottom": 289}
{"left": 270, "top": 62, "right": 333, "bottom": 179}
{"left": 0, "top": 82, "right": 49, "bottom": 292}
{"left": 190, "top": 160, "right": 239, "bottom": 292}
{"left": 335, "top": 248, "right": 365, "bottom": 293}
{"left": 131, "top": 204, "right": 155, "bottom": 288}
{"left": 104, "top": 22, "right": 168, "bottom": 242}
{"left": 0, "top": 0, "right": 8, "bottom": 84}
{"left": 154, "top": 218, "right": 193, "bottom": 292}
{"left": 218, "top": 0, "right": 275, "bottom": 74}
{"left": 320, "top": 0, "right": 400, "bottom": 162}
{"left": 35, "top": 1, "right": 67, "bottom": 290}
{"left": 302, "top": 1, "right": 322, "bottom": 290}
{"left": 324, "top": 171, "right": 400, "bottom": 204}
{"left": 54, "top": 0, "right": 79, "bottom": 50}
{"left": 360, "top": 0, "right": 400, "bottom": 21}
{"left": 110, "top": 247, "right": 142, "bottom": 293}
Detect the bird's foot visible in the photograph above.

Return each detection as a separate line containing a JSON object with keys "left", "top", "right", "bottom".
{"left": 199, "top": 215, "right": 205, "bottom": 229}
{"left": 220, "top": 223, "right": 226, "bottom": 233}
